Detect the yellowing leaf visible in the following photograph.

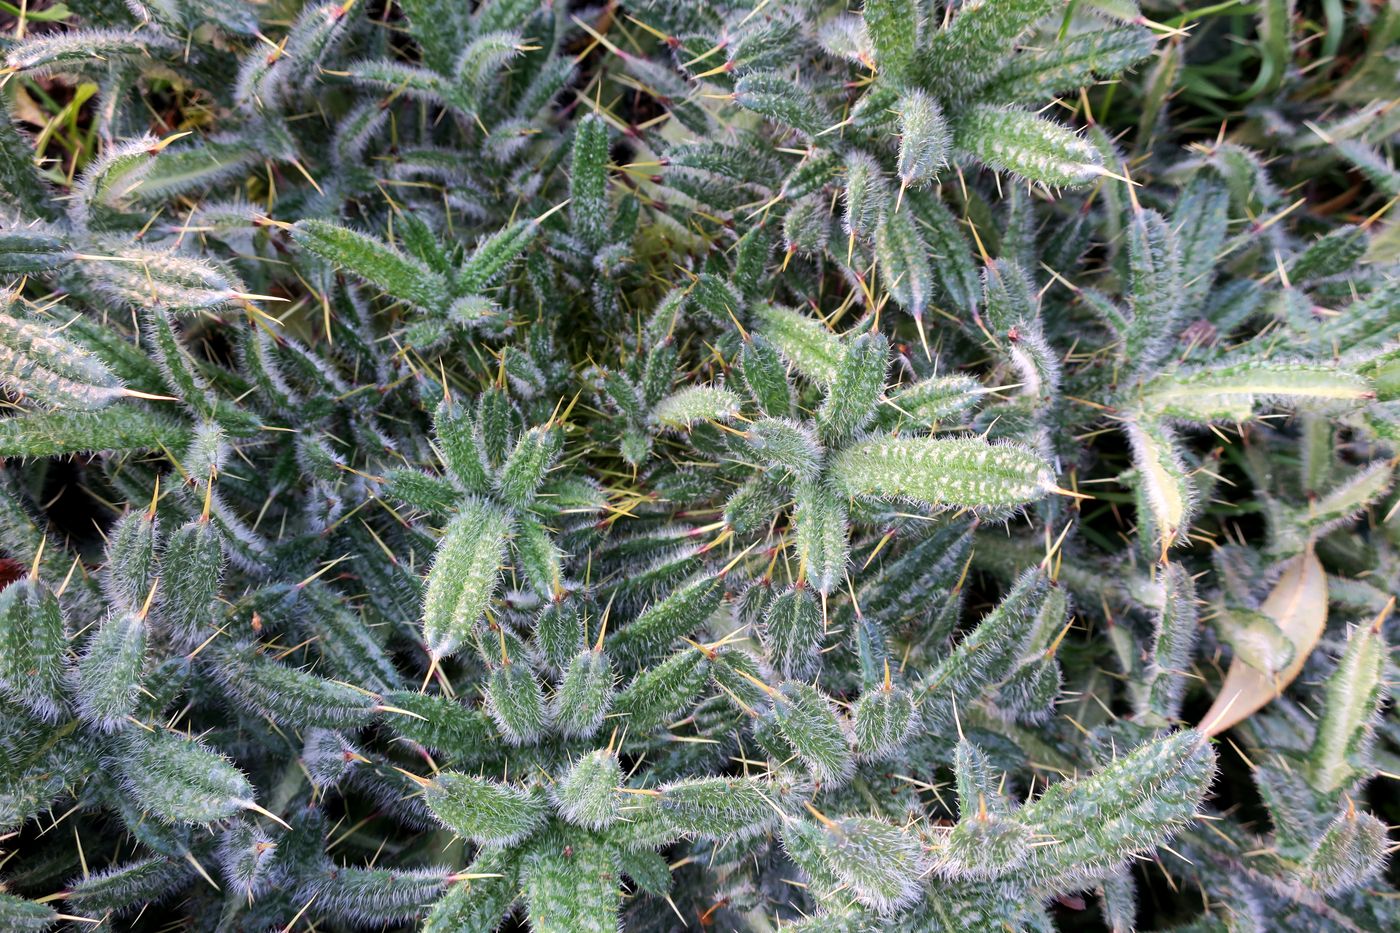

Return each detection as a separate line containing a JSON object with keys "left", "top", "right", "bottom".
{"left": 1124, "top": 418, "right": 1193, "bottom": 549}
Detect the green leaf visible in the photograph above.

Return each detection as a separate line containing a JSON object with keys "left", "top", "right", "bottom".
{"left": 81, "top": 247, "right": 244, "bottom": 312}
{"left": 653, "top": 385, "right": 742, "bottom": 429}
{"left": 101, "top": 509, "right": 157, "bottom": 614}
{"left": 385, "top": 468, "right": 464, "bottom": 517}
{"left": 1123, "top": 208, "right": 1184, "bottom": 371}
{"left": 157, "top": 519, "right": 223, "bottom": 647}
{"left": 1289, "top": 225, "right": 1368, "bottom": 284}
{"left": 734, "top": 72, "right": 826, "bottom": 136}
{"left": 978, "top": 26, "right": 1156, "bottom": 104}
{"left": 76, "top": 609, "right": 146, "bottom": 731}
{"left": 1305, "top": 808, "right": 1388, "bottom": 894}
{"left": 5, "top": 28, "right": 180, "bottom": 77}
{"left": 953, "top": 106, "right": 1102, "bottom": 187}
{"left": 130, "top": 140, "right": 261, "bottom": 202}
{"left": 474, "top": 0, "right": 541, "bottom": 33}
{"left": 293, "top": 219, "right": 450, "bottom": 312}
{"left": 424, "top": 772, "right": 545, "bottom": 845}
{"left": 852, "top": 683, "right": 918, "bottom": 757}
{"left": 66, "top": 857, "right": 193, "bottom": 916}
{"left": 844, "top": 151, "right": 891, "bottom": 239}
{"left": 310, "top": 865, "right": 449, "bottom": 926}
{"left": 828, "top": 436, "right": 1053, "bottom": 509}
{"left": 554, "top": 649, "right": 615, "bottom": 738}
{"left": 1123, "top": 417, "right": 1194, "bottom": 548}
{"left": 0, "top": 227, "right": 69, "bottom": 274}
{"left": 659, "top": 776, "right": 785, "bottom": 840}
{"left": 455, "top": 31, "right": 525, "bottom": 100}
{"left": 1019, "top": 729, "right": 1215, "bottom": 888}
{"left": 767, "top": 681, "right": 853, "bottom": 784}
{"left": 570, "top": 115, "right": 612, "bottom": 250}
{"left": 983, "top": 259, "right": 1059, "bottom": 405}
{"left": 863, "top": 0, "right": 921, "bottom": 82}
{"left": 919, "top": 0, "right": 1065, "bottom": 100}
{"left": 1295, "top": 459, "right": 1394, "bottom": 536}
{"left": 486, "top": 661, "right": 549, "bottom": 745}
{"left": 0, "top": 892, "right": 55, "bottom": 932}
{"left": 433, "top": 398, "right": 492, "bottom": 494}
{"left": 514, "top": 514, "right": 564, "bottom": 600}
{"left": 753, "top": 302, "right": 843, "bottom": 387}
{"left": 1170, "top": 175, "right": 1230, "bottom": 317}
{"left": 397, "top": 0, "right": 473, "bottom": 73}
{"left": 897, "top": 89, "right": 950, "bottom": 188}
{"left": 688, "top": 273, "right": 745, "bottom": 328}
{"left": 611, "top": 649, "right": 710, "bottom": 732}
{"left": 785, "top": 814, "right": 925, "bottom": 913}
{"left": 783, "top": 195, "right": 830, "bottom": 256}
{"left": 942, "top": 808, "right": 1032, "bottom": 881}
{"left": 524, "top": 829, "right": 620, "bottom": 933}
{"left": 346, "top": 59, "right": 463, "bottom": 110}
{"left": 0, "top": 98, "right": 56, "bottom": 219}
{"left": 497, "top": 425, "right": 562, "bottom": 508}
{"left": 457, "top": 219, "right": 538, "bottom": 294}
{"left": 795, "top": 480, "right": 849, "bottom": 596}
{"left": 422, "top": 499, "right": 511, "bottom": 660}
{"left": 0, "top": 577, "right": 69, "bottom": 721}
{"left": 1137, "top": 562, "right": 1198, "bottom": 725}
{"left": 554, "top": 750, "right": 622, "bottom": 829}
{"left": 608, "top": 574, "right": 724, "bottom": 664}
{"left": 737, "top": 334, "right": 794, "bottom": 417}
{"left": 907, "top": 189, "right": 982, "bottom": 315}
{"left": 0, "top": 307, "right": 124, "bottom": 410}
{"left": 1136, "top": 361, "right": 1374, "bottom": 422}
{"left": 883, "top": 374, "right": 986, "bottom": 427}
{"left": 1216, "top": 606, "right": 1295, "bottom": 678}
{"left": 918, "top": 567, "right": 1058, "bottom": 722}
{"left": 119, "top": 728, "right": 255, "bottom": 824}
{"left": 764, "top": 584, "right": 824, "bottom": 679}
{"left": 378, "top": 690, "right": 493, "bottom": 763}
{"left": 423, "top": 848, "right": 519, "bottom": 933}
{"left": 747, "top": 418, "right": 823, "bottom": 483}
{"left": 818, "top": 331, "right": 887, "bottom": 446}
{"left": 212, "top": 641, "right": 377, "bottom": 729}
{"left": 876, "top": 209, "right": 934, "bottom": 322}
{"left": 1306, "top": 619, "right": 1387, "bottom": 794}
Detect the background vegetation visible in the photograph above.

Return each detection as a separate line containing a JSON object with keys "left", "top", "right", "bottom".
{"left": 0, "top": 1, "right": 1398, "bottom": 930}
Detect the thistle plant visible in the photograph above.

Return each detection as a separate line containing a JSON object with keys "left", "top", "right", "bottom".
{"left": 0, "top": 1, "right": 1398, "bottom": 931}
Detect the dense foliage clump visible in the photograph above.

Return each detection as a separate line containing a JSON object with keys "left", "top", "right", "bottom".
{"left": 0, "top": 1, "right": 1398, "bottom": 930}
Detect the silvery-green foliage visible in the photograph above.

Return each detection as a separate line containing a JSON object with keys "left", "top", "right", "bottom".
{"left": 0, "top": 573, "right": 70, "bottom": 720}
{"left": 0, "top": 0, "right": 1396, "bottom": 931}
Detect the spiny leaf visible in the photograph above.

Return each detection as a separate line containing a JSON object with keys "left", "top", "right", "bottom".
{"left": 570, "top": 115, "right": 612, "bottom": 251}
{"left": 753, "top": 302, "right": 843, "bottom": 387}
{"left": 293, "top": 219, "right": 451, "bottom": 312}
{"left": 1135, "top": 361, "right": 1373, "bottom": 422}
{"left": 119, "top": 728, "right": 255, "bottom": 824}
{"left": 523, "top": 829, "right": 620, "bottom": 933}
{"left": 422, "top": 499, "right": 511, "bottom": 660}
{"left": 0, "top": 577, "right": 70, "bottom": 721}
{"left": 786, "top": 814, "right": 926, "bottom": 913}
{"left": 424, "top": 772, "right": 546, "bottom": 845}
{"left": 1306, "top": 618, "right": 1387, "bottom": 794}
{"left": 828, "top": 436, "right": 1054, "bottom": 509}
{"left": 953, "top": 106, "right": 1102, "bottom": 187}
{"left": 862, "top": 0, "right": 920, "bottom": 82}
{"left": 654, "top": 385, "right": 742, "bottom": 429}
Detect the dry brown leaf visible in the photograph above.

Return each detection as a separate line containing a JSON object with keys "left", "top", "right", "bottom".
{"left": 8, "top": 85, "right": 48, "bottom": 127}
{"left": 1199, "top": 546, "right": 1328, "bottom": 736}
